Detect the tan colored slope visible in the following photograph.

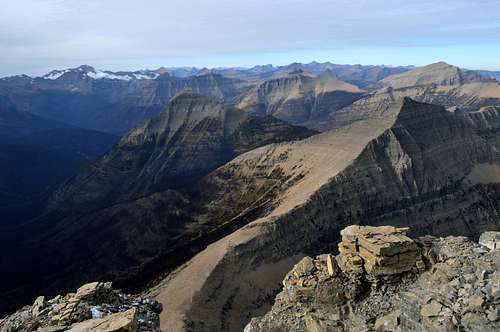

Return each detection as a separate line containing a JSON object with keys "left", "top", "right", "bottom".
{"left": 148, "top": 101, "right": 403, "bottom": 331}
{"left": 317, "top": 80, "right": 500, "bottom": 131}
{"left": 237, "top": 72, "right": 363, "bottom": 110}
{"left": 380, "top": 61, "right": 489, "bottom": 89}
{"left": 450, "top": 82, "right": 500, "bottom": 99}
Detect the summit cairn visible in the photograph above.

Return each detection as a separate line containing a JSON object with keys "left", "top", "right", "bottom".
{"left": 337, "top": 225, "right": 417, "bottom": 278}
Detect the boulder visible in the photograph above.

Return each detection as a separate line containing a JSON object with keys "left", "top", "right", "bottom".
{"left": 75, "top": 282, "right": 113, "bottom": 304}
{"left": 326, "top": 254, "right": 339, "bottom": 277}
{"left": 32, "top": 295, "right": 47, "bottom": 317}
{"left": 479, "top": 232, "right": 500, "bottom": 251}
{"left": 0, "top": 282, "right": 161, "bottom": 332}
{"left": 67, "top": 308, "right": 137, "bottom": 332}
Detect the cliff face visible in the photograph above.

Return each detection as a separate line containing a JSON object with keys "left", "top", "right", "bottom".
{"left": 236, "top": 72, "right": 364, "bottom": 129}
{"left": 148, "top": 98, "right": 500, "bottom": 331}
{"left": 462, "top": 106, "right": 500, "bottom": 150}
{"left": 245, "top": 226, "right": 500, "bottom": 332}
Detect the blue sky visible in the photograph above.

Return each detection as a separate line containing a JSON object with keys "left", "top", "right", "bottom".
{"left": 1, "top": 0, "right": 499, "bottom": 76}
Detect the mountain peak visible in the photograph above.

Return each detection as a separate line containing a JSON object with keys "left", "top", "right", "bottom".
{"left": 427, "top": 61, "right": 453, "bottom": 68}
{"left": 76, "top": 64, "right": 96, "bottom": 72}
{"left": 381, "top": 61, "right": 484, "bottom": 89}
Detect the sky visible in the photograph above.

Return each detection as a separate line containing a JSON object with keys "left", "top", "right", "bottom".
{"left": 1, "top": 0, "right": 500, "bottom": 76}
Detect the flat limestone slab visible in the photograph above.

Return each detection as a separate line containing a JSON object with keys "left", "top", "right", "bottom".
{"left": 67, "top": 308, "right": 137, "bottom": 332}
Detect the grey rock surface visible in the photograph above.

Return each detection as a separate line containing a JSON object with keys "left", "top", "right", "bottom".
{"left": 246, "top": 227, "right": 500, "bottom": 332}
{"left": 0, "top": 281, "right": 161, "bottom": 332}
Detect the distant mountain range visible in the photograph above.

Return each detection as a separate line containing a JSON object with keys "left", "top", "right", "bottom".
{"left": 1, "top": 62, "right": 497, "bottom": 135}
{"left": 476, "top": 70, "right": 500, "bottom": 81}
{"left": 0, "top": 65, "right": 250, "bottom": 133}
{"left": 0, "top": 61, "right": 499, "bottom": 329}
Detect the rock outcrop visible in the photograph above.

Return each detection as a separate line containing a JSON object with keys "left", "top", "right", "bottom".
{"left": 337, "top": 225, "right": 418, "bottom": 277}
{"left": 480, "top": 232, "right": 500, "bottom": 251}
{"left": 0, "top": 281, "right": 161, "bottom": 332}
{"left": 148, "top": 98, "right": 500, "bottom": 331}
{"left": 462, "top": 106, "right": 500, "bottom": 150}
{"left": 246, "top": 226, "right": 500, "bottom": 332}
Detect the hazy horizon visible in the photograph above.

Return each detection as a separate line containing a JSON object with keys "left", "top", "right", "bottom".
{"left": 1, "top": 0, "right": 500, "bottom": 76}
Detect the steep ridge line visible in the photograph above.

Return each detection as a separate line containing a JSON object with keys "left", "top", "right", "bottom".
{"left": 147, "top": 97, "right": 500, "bottom": 331}
{"left": 147, "top": 98, "right": 414, "bottom": 330}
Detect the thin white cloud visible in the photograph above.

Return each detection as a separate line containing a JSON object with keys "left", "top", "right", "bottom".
{"left": 0, "top": 0, "right": 499, "bottom": 75}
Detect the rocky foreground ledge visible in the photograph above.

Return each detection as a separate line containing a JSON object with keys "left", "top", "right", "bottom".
{"left": 246, "top": 226, "right": 500, "bottom": 332}
{"left": 0, "top": 282, "right": 162, "bottom": 332}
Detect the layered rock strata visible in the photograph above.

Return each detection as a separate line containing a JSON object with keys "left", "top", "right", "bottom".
{"left": 245, "top": 227, "right": 500, "bottom": 332}
{"left": 337, "top": 225, "right": 417, "bottom": 277}
{"left": 315, "top": 62, "right": 500, "bottom": 131}
{"left": 148, "top": 98, "right": 500, "bottom": 331}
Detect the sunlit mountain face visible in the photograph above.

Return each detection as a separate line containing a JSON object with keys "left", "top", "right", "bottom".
{"left": 0, "top": 1, "right": 499, "bottom": 331}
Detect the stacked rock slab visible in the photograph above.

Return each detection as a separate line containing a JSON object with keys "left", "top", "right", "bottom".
{"left": 338, "top": 225, "right": 417, "bottom": 277}
{"left": 246, "top": 226, "right": 500, "bottom": 332}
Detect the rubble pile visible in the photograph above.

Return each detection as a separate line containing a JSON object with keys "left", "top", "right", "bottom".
{"left": 246, "top": 226, "right": 500, "bottom": 332}
{"left": 0, "top": 282, "right": 162, "bottom": 332}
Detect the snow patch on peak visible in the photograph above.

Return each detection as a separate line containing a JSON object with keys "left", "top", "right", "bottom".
{"left": 40, "top": 67, "right": 160, "bottom": 81}
{"left": 85, "top": 69, "right": 159, "bottom": 80}
{"left": 43, "top": 70, "right": 70, "bottom": 80}
{"left": 133, "top": 72, "right": 159, "bottom": 80}
{"left": 86, "top": 70, "right": 133, "bottom": 81}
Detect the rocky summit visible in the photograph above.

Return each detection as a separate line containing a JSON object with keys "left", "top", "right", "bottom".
{"left": 150, "top": 97, "right": 499, "bottom": 332}
{"left": 0, "top": 281, "right": 162, "bottom": 332}
{"left": 245, "top": 226, "right": 500, "bottom": 332}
